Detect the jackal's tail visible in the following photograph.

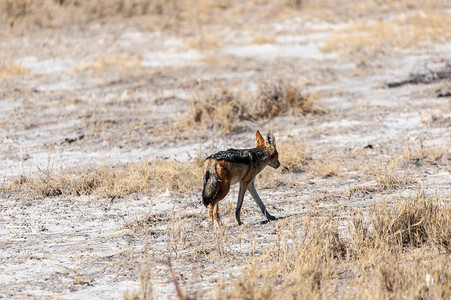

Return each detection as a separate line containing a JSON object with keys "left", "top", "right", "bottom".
{"left": 202, "top": 169, "right": 218, "bottom": 207}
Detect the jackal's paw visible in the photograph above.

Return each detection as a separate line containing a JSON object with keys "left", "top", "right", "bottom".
{"left": 237, "top": 221, "right": 244, "bottom": 226}
{"left": 267, "top": 215, "right": 277, "bottom": 221}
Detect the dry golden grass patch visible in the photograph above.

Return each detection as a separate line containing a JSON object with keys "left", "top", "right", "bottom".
{"left": 373, "top": 162, "right": 415, "bottom": 189}
{"left": 371, "top": 0, "right": 446, "bottom": 10}
{"left": 3, "top": 0, "right": 448, "bottom": 36}
{"left": 0, "top": 0, "right": 322, "bottom": 35}
{"left": 3, "top": 140, "right": 317, "bottom": 200}
{"left": 201, "top": 54, "right": 239, "bottom": 68}
{"left": 371, "top": 197, "right": 451, "bottom": 250}
{"left": 0, "top": 54, "right": 29, "bottom": 78}
{"left": 402, "top": 144, "right": 445, "bottom": 165}
{"left": 302, "top": 0, "right": 447, "bottom": 24}
{"left": 366, "top": 143, "right": 446, "bottom": 189}
{"left": 214, "top": 195, "right": 451, "bottom": 299}
{"left": 251, "top": 141, "right": 343, "bottom": 188}
{"left": 252, "top": 34, "right": 276, "bottom": 45}
{"left": 186, "top": 32, "right": 222, "bottom": 50}
{"left": 257, "top": 140, "right": 310, "bottom": 188}
{"left": 124, "top": 194, "right": 451, "bottom": 299}
{"left": 322, "top": 11, "right": 451, "bottom": 56}
{"left": 257, "top": 166, "right": 289, "bottom": 190}
{"left": 357, "top": 153, "right": 418, "bottom": 190}
{"left": 308, "top": 155, "right": 339, "bottom": 178}
{"left": 278, "top": 141, "right": 309, "bottom": 173}
{"left": 1, "top": 0, "right": 184, "bottom": 30}
{"left": 73, "top": 55, "right": 142, "bottom": 73}
{"left": 355, "top": 143, "right": 447, "bottom": 191}
{"left": 5, "top": 160, "right": 201, "bottom": 198}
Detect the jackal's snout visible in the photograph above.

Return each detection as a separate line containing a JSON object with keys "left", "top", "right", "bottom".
{"left": 269, "top": 152, "right": 280, "bottom": 169}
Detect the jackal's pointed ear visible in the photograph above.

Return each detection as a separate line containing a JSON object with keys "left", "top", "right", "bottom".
{"left": 266, "top": 132, "right": 276, "bottom": 147}
{"left": 256, "top": 130, "right": 265, "bottom": 147}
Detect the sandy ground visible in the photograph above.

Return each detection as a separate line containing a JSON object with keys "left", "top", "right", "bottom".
{"left": 1, "top": 7, "right": 450, "bottom": 299}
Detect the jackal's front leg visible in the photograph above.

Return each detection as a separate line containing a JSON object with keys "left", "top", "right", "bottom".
{"left": 235, "top": 182, "right": 248, "bottom": 225}
{"left": 247, "top": 181, "right": 277, "bottom": 222}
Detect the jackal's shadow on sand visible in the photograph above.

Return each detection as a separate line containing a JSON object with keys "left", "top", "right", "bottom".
{"left": 259, "top": 214, "right": 300, "bottom": 225}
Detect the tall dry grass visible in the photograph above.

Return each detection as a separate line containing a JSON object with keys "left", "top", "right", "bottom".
{"left": 179, "top": 79, "right": 319, "bottom": 134}
{"left": 2, "top": 139, "right": 331, "bottom": 200}
{"left": 5, "top": 159, "right": 201, "bottom": 198}
{"left": 252, "top": 79, "right": 318, "bottom": 119}
{"left": 0, "top": 0, "right": 307, "bottom": 33}
{"left": 3, "top": 0, "right": 448, "bottom": 35}
{"left": 181, "top": 87, "right": 251, "bottom": 134}
{"left": 0, "top": 54, "right": 29, "bottom": 78}
{"left": 214, "top": 195, "right": 451, "bottom": 299}
{"left": 256, "top": 140, "right": 310, "bottom": 189}
{"left": 122, "top": 194, "right": 451, "bottom": 299}
{"left": 402, "top": 144, "right": 445, "bottom": 165}
{"left": 1, "top": 0, "right": 183, "bottom": 30}
{"left": 72, "top": 54, "right": 143, "bottom": 73}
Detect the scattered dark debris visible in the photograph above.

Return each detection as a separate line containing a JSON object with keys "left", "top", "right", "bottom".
{"left": 124, "top": 213, "right": 170, "bottom": 231}
{"left": 409, "top": 158, "right": 422, "bottom": 167}
{"left": 73, "top": 277, "right": 93, "bottom": 286}
{"left": 436, "top": 88, "right": 451, "bottom": 98}
{"left": 63, "top": 134, "right": 85, "bottom": 144}
{"left": 21, "top": 153, "right": 31, "bottom": 161}
{"left": 154, "top": 96, "right": 178, "bottom": 105}
{"left": 387, "top": 64, "right": 451, "bottom": 88}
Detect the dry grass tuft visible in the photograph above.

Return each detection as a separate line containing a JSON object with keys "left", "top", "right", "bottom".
{"left": 374, "top": 167, "right": 410, "bottom": 189}
{"left": 278, "top": 141, "right": 309, "bottom": 173}
{"left": 123, "top": 264, "right": 154, "bottom": 300}
{"left": 252, "top": 34, "right": 276, "bottom": 45}
{"left": 180, "top": 87, "right": 250, "bottom": 133}
{"left": 308, "top": 155, "right": 339, "bottom": 178}
{"left": 5, "top": 160, "right": 201, "bottom": 198}
{"left": 370, "top": 158, "right": 416, "bottom": 189}
{"left": 371, "top": 197, "right": 451, "bottom": 249}
{"left": 257, "top": 141, "right": 344, "bottom": 187}
{"left": 402, "top": 144, "right": 445, "bottom": 165}
{"left": 180, "top": 79, "right": 319, "bottom": 134}
{"left": 257, "top": 140, "right": 309, "bottom": 188}
{"left": 252, "top": 79, "right": 318, "bottom": 119}
{"left": 186, "top": 31, "right": 222, "bottom": 50}
{"left": 73, "top": 55, "right": 142, "bottom": 73}
{"left": 0, "top": 54, "right": 29, "bottom": 78}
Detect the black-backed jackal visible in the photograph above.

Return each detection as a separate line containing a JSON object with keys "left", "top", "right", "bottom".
{"left": 202, "top": 130, "right": 280, "bottom": 225}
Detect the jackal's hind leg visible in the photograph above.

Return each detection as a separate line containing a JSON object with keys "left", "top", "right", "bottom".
{"left": 213, "top": 203, "right": 221, "bottom": 225}
{"left": 208, "top": 203, "right": 214, "bottom": 223}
